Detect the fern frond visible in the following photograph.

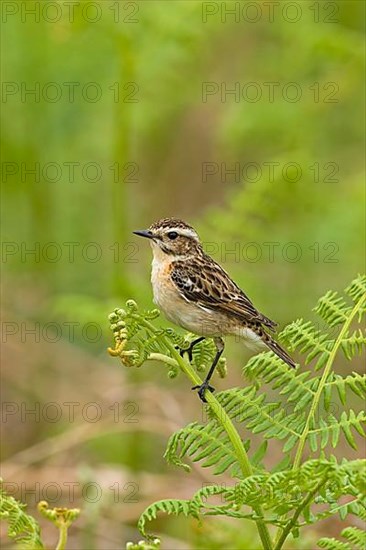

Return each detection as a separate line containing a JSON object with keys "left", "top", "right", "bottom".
{"left": 137, "top": 499, "right": 196, "bottom": 539}
{"left": 324, "top": 372, "right": 366, "bottom": 406}
{"left": 228, "top": 458, "right": 364, "bottom": 520}
{"left": 138, "top": 455, "right": 366, "bottom": 540}
{"left": 213, "top": 388, "right": 305, "bottom": 455}
{"left": 243, "top": 353, "right": 365, "bottom": 419}
{"left": 191, "top": 338, "right": 217, "bottom": 373}
{"left": 314, "top": 498, "right": 365, "bottom": 525}
{"left": 243, "top": 352, "right": 315, "bottom": 410}
{"left": 340, "top": 329, "right": 366, "bottom": 360}
{"left": 109, "top": 278, "right": 366, "bottom": 550}
{"left": 280, "top": 319, "right": 331, "bottom": 369}
{"left": 165, "top": 389, "right": 284, "bottom": 476}
{"left": 356, "top": 503, "right": 366, "bottom": 521}
{"left": 314, "top": 291, "right": 352, "bottom": 327}
{"left": 190, "top": 484, "right": 253, "bottom": 520}
{"left": 342, "top": 526, "right": 366, "bottom": 549}
{"left": 164, "top": 420, "right": 242, "bottom": 476}
{"left": 309, "top": 410, "right": 366, "bottom": 451}
{"left": 0, "top": 482, "right": 44, "bottom": 549}
{"left": 164, "top": 328, "right": 191, "bottom": 349}
{"left": 126, "top": 538, "right": 161, "bottom": 550}
{"left": 318, "top": 525, "right": 366, "bottom": 550}
{"left": 317, "top": 538, "right": 351, "bottom": 550}
{"left": 345, "top": 274, "right": 366, "bottom": 312}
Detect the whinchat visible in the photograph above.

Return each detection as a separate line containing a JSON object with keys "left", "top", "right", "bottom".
{"left": 134, "top": 218, "right": 296, "bottom": 402}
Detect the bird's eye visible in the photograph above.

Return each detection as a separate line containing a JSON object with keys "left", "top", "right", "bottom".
{"left": 167, "top": 231, "right": 178, "bottom": 240}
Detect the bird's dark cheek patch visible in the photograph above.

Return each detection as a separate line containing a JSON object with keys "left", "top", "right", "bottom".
{"left": 160, "top": 245, "right": 173, "bottom": 255}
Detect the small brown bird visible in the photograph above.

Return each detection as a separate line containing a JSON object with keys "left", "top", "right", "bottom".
{"left": 134, "top": 218, "right": 296, "bottom": 402}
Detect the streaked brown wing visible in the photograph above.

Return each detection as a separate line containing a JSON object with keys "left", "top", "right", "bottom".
{"left": 171, "top": 258, "right": 277, "bottom": 330}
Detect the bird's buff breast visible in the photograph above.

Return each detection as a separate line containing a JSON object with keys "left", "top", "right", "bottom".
{"left": 151, "top": 255, "right": 234, "bottom": 337}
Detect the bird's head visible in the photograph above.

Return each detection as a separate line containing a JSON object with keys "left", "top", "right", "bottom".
{"left": 133, "top": 218, "right": 201, "bottom": 258}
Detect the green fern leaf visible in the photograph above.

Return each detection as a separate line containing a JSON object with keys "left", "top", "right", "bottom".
{"left": 344, "top": 372, "right": 366, "bottom": 399}
{"left": 164, "top": 421, "right": 240, "bottom": 476}
{"left": 251, "top": 441, "right": 268, "bottom": 468}
{"left": 314, "top": 290, "right": 352, "bottom": 327}
{"left": 323, "top": 372, "right": 366, "bottom": 408}
{"left": 243, "top": 352, "right": 314, "bottom": 405}
{"left": 317, "top": 537, "right": 351, "bottom": 550}
{"left": 0, "top": 483, "right": 44, "bottom": 549}
{"left": 164, "top": 328, "right": 190, "bottom": 349}
{"left": 138, "top": 499, "right": 195, "bottom": 539}
{"left": 340, "top": 329, "right": 366, "bottom": 360}
{"left": 214, "top": 388, "right": 304, "bottom": 450}
{"left": 191, "top": 338, "right": 216, "bottom": 372}
{"left": 345, "top": 274, "right": 366, "bottom": 314}
{"left": 342, "top": 526, "right": 366, "bottom": 549}
{"left": 310, "top": 410, "right": 366, "bottom": 450}
{"left": 280, "top": 319, "right": 331, "bottom": 368}
{"left": 318, "top": 525, "right": 366, "bottom": 550}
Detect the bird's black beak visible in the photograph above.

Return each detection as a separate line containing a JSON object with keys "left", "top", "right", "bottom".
{"left": 133, "top": 230, "right": 154, "bottom": 239}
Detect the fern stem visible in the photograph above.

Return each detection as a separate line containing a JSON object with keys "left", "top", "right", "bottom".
{"left": 273, "top": 477, "right": 328, "bottom": 550}
{"left": 55, "top": 522, "right": 68, "bottom": 550}
{"left": 147, "top": 353, "right": 179, "bottom": 369}
{"left": 293, "top": 292, "right": 365, "bottom": 469}
{"left": 133, "top": 314, "right": 274, "bottom": 550}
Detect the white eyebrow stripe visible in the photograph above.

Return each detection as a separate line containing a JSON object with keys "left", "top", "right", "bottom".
{"left": 167, "top": 227, "right": 199, "bottom": 240}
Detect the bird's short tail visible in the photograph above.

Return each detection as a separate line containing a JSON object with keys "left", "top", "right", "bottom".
{"left": 263, "top": 334, "right": 297, "bottom": 368}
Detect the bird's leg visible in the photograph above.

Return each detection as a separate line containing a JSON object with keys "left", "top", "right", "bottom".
{"left": 177, "top": 336, "right": 205, "bottom": 362}
{"left": 192, "top": 337, "right": 224, "bottom": 403}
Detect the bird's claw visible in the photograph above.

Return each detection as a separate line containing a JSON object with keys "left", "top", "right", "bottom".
{"left": 175, "top": 344, "right": 193, "bottom": 362}
{"left": 192, "top": 382, "right": 215, "bottom": 403}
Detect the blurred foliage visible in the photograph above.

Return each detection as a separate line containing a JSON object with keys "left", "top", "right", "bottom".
{"left": 1, "top": 1, "right": 365, "bottom": 548}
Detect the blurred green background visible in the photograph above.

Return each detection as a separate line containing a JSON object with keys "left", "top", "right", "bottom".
{"left": 1, "top": 1, "right": 365, "bottom": 548}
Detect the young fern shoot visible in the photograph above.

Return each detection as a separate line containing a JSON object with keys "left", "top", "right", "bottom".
{"left": 0, "top": 481, "right": 80, "bottom": 550}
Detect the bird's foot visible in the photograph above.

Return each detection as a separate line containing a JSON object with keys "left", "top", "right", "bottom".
{"left": 181, "top": 346, "right": 194, "bottom": 363}
{"left": 175, "top": 344, "right": 194, "bottom": 362}
{"left": 175, "top": 337, "right": 205, "bottom": 363}
{"left": 175, "top": 341, "right": 197, "bottom": 362}
{"left": 191, "top": 381, "right": 215, "bottom": 403}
